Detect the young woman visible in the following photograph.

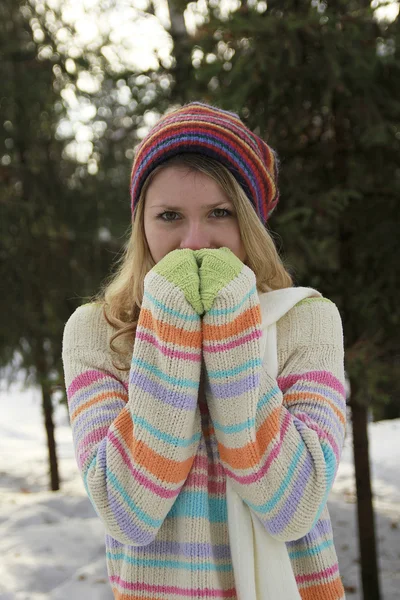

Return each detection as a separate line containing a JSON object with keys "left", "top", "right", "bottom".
{"left": 62, "top": 103, "right": 347, "bottom": 600}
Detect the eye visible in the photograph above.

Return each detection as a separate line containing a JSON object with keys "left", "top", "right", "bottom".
{"left": 157, "top": 211, "right": 180, "bottom": 221}
{"left": 211, "top": 208, "right": 232, "bottom": 218}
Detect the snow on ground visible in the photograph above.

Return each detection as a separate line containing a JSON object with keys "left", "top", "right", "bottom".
{"left": 0, "top": 381, "right": 399, "bottom": 600}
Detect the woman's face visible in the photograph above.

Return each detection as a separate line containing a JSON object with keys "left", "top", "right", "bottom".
{"left": 143, "top": 165, "right": 247, "bottom": 264}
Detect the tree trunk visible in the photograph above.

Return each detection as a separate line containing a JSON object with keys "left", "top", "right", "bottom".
{"left": 42, "top": 380, "right": 60, "bottom": 491}
{"left": 36, "top": 345, "right": 60, "bottom": 491}
{"left": 166, "top": 0, "right": 191, "bottom": 102}
{"left": 350, "top": 384, "right": 381, "bottom": 600}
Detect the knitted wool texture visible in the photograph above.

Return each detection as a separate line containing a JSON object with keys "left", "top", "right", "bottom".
{"left": 130, "top": 103, "right": 279, "bottom": 224}
{"left": 62, "top": 249, "right": 347, "bottom": 600}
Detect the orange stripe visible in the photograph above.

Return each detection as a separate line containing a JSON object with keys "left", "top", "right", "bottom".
{"left": 218, "top": 406, "right": 281, "bottom": 469}
{"left": 139, "top": 308, "right": 201, "bottom": 348}
{"left": 299, "top": 576, "right": 344, "bottom": 600}
{"left": 71, "top": 390, "right": 128, "bottom": 422}
{"left": 284, "top": 392, "right": 346, "bottom": 425}
{"left": 203, "top": 305, "right": 261, "bottom": 341}
{"left": 114, "top": 412, "right": 193, "bottom": 484}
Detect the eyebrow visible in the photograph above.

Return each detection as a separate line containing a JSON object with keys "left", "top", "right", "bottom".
{"left": 150, "top": 201, "right": 233, "bottom": 210}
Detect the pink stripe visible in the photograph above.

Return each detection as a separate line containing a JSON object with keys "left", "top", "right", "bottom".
{"left": 67, "top": 369, "right": 111, "bottom": 399}
{"left": 278, "top": 371, "right": 345, "bottom": 398}
{"left": 136, "top": 331, "right": 201, "bottom": 361}
{"left": 78, "top": 426, "right": 109, "bottom": 468}
{"left": 108, "top": 430, "right": 180, "bottom": 499}
{"left": 296, "top": 414, "right": 340, "bottom": 461}
{"left": 223, "top": 411, "right": 291, "bottom": 484}
{"left": 110, "top": 576, "right": 236, "bottom": 598}
{"left": 203, "top": 329, "right": 262, "bottom": 353}
{"left": 185, "top": 472, "right": 226, "bottom": 494}
{"left": 78, "top": 448, "right": 92, "bottom": 471}
{"left": 192, "top": 455, "right": 226, "bottom": 477}
{"left": 296, "top": 563, "right": 339, "bottom": 584}
{"left": 81, "top": 425, "right": 108, "bottom": 445}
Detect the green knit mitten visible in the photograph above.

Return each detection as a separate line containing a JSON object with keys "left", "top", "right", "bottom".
{"left": 194, "top": 247, "right": 243, "bottom": 312}
{"left": 152, "top": 249, "right": 204, "bottom": 315}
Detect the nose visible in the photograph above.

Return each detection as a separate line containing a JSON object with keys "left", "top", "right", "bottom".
{"left": 179, "top": 222, "right": 212, "bottom": 251}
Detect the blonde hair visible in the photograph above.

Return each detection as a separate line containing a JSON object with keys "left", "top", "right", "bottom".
{"left": 94, "top": 154, "right": 293, "bottom": 369}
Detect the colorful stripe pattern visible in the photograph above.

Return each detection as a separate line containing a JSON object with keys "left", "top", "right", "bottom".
{"left": 63, "top": 279, "right": 346, "bottom": 598}
{"left": 130, "top": 102, "right": 279, "bottom": 223}
{"left": 202, "top": 264, "right": 346, "bottom": 599}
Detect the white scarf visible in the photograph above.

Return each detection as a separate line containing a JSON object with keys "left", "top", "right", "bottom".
{"left": 226, "top": 287, "right": 321, "bottom": 600}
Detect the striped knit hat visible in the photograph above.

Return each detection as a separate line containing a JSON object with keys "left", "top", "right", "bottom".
{"left": 130, "top": 102, "right": 279, "bottom": 224}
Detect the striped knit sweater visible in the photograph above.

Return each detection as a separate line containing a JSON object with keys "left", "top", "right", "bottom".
{"left": 62, "top": 248, "right": 346, "bottom": 600}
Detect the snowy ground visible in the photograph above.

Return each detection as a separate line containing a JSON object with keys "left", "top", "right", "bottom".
{"left": 0, "top": 381, "right": 399, "bottom": 600}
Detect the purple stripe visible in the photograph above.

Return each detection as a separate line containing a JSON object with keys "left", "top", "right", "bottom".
{"left": 68, "top": 379, "right": 127, "bottom": 413}
{"left": 209, "top": 372, "right": 260, "bottom": 399}
{"left": 72, "top": 402, "right": 125, "bottom": 437}
{"left": 85, "top": 441, "right": 154, "bottom": 545}
{"left": 286, "top": 518, "right": 333, "bottom": 548}
{"left": 290, "top": 403, "right": 344, "bottom": 441}
{"left": 263, "top": 450, "right": 315, "bottom": 534}
{"left": 130, "top": 370, "right": 197, "bottom": 410}
{"left": 293, "top": 415, "right": 340, "bottom": 462}
{"left": 79, "top": 426, "right": 109, "bottom": 459}
{"left": 134, "top": 133, "right": 264, "bottom": 211}
{"left": 105, "top": 535, "right": 231, "bottom": 560}
{"left": 106, "top": 484, "right": 155, "bottom": 545}
{"left": 292, "top": 383, "right": 346, "bottom": 411}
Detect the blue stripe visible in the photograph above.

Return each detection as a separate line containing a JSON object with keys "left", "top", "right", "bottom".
{"left": 213, "top": 416, "right": 255, "bottom": 434}
{"left": 136, "top": 135, "right": 263, "bottom": 203}
{"left": 168, "top": 491, "right": 227, "bottom": 522}
{"left": 106, "top": 552, "right": 232, "bottom": 572}
{"left": 208, "top": 285, "right": 257, "bottom": 316}
{"left": 246, "top": 440, "right": 304, "bottom": 513}
{"left": 207, "top": 358, "right": 262, "bottom": 379}
{"left": 257, "top": 386, "right": 281, "bottom": 411}
{"left": 133, "top": 414, "right": 201, "bottom": 447}
{"left": 311, "top": 442, "right": 338, "bottom": 529}
{"left": 144, "top": 290, "right": 199, "bottom": 322}
{"left": 288, "top": 539, "right": 334, "bottom": 560}
{"left": 106, "top": 469, "right": 163, "bottom": 528}
{"left": 129, "top": 371, "right": 197, "bottom": 411}
{"left": 212, "top": 386, "right": 280, "bottom": 434}
{"left": 132, "top": 357, "right": 198, "bottom": 389}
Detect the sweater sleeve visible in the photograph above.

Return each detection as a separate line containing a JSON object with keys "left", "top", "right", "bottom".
{"left": 202, "top": 269, "right": 346, "bottom": 542}
{"left": 62, "top": 271, "right": 202, "bottom": 546}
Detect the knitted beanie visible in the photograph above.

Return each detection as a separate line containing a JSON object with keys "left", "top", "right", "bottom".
{"left": 130, "top": 102, "right": 279, "bottom": 224}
